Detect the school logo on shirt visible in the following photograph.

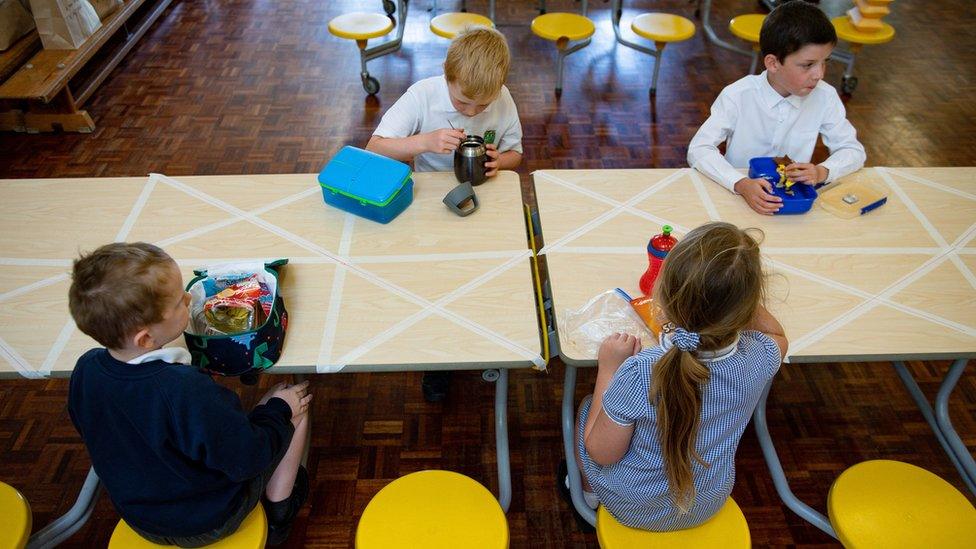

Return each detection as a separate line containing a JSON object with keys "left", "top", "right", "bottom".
{"left": 483, "top": 130, "right": 496, "bottom": 145}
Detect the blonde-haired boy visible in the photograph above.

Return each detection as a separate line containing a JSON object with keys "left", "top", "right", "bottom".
{"left": 367, "top": 26, "right": 523, "bottom": 177}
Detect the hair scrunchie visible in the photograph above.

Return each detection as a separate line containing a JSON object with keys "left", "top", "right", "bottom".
{"left": 671, "top": 327, "right": 700, "bottom": 352}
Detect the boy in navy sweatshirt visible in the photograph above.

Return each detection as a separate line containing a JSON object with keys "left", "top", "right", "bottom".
{"left": 67, "top": 242, "right": 312, "bottom": 546}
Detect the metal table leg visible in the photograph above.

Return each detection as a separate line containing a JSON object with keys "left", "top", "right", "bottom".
{"left": 753, "top": 380, "right": 837, "bottom": 538}
{"left": 894, "top": 359, "right": 976, "bottom": 495}
{"left": 492, "top": 368, "right": 512, "bottom": 512}
{"left": 561, "top": 364, "right": 597, "bottom": 526}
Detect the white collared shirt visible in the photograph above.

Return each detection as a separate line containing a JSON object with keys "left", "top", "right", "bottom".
{"left": 126, "top": 347, "right": 192, "bottom": 365}
{"left": 372, "top": 75, "right": 523, "bottom": 172}
{"left": 687, "top": 72, "right": 866, "bottom": 192}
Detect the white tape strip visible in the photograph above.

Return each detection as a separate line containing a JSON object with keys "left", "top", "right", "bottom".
{"left": 40, "top": 318, "right": 77, "bottom": 376}
{"left": 764, "top": 247, "right": 942, "bottom": 255}
{"left": 688, "top": 169, "right": 722, "bottom": 222}
{"left": 349, "top": 250, "right": 526, "bottom": 264}
{"left": 115, "top": 177, "right": 157, "bottom": 242}
{"left": 885, "top": 167, "right": 976, "bottom": 202}
{"left": 157, "top": 187, "right": 320, "bottom": 248}
{"left": 0, "top": 335, "right": 41, "bottom": 378}
{"left": 317, "top": 213, "right": 356, "bottom": 373}
{"left": 537, "top": 169, "right": 689, "bottom": 254}
{"left": 0, "top": 273, "right": 69, "bottom": 304}
{"left": 878, "top": 168, "right": 976, "bottom": 290}
{"left": 335, "top": 250, "right": 544, "bottom": 369}
{"left": 788, "top": 246, "right": 968, "bottom": 355}
{"left": 152, "top": 174, "right": 544, "bottom": 370}
{"left": 0, "top": 258, "right": 72, "bottom": 267}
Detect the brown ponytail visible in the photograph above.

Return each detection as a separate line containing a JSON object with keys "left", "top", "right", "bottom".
{"left": 650, "top": 222, "right": 765, "bottom": 512}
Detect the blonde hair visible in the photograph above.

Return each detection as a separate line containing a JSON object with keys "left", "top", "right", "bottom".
{"left": 650, "top": 222, "right": 766, "bottom": 512}
{"left": 444, "top": 26, "right": 510, "bottom": 101}
{"left": 69, "top": 242, "right": 177, "bottom": 349}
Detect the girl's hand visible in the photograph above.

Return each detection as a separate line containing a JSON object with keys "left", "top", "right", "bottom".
{"left": 484, "top": 144, "right": 500, "bottom": 177}
{"left": 598, "top": 333, "right": 641, "bottom": 371}
{"left": 269, "top": 380, "right": 313, "bottom": 424}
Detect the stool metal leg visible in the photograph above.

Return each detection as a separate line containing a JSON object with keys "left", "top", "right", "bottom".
{"left": 749, "top": 49, "right": 760, "bottom": 74}
{"left": 753, "top": 380, "right": 838, "bottom": 538}
{"left": 699, "top": 0, "right": 753, "bottom": 57}
{"left": 561, "top": 364, "right": 597, "bottom": 526}
{"left": 555, "top": 38, "right": 592, "bottom": 96}
{"left": 609, "top": 0, "right": 665, "bottom": 96}
{"left": 27, "top": 467, "right": 102, "bottom": 549}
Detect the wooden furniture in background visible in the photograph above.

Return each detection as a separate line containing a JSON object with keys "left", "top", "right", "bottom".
{"left": 0, "top": 0, "right": 173, "bottom": 133}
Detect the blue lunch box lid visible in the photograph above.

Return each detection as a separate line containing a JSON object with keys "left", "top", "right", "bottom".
{"left": 318, "top": 146, "right": 412, "bottom": 207}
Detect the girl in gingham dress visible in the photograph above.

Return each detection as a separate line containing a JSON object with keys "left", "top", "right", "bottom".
{"left": 573, "top": 222, "right": 788, "bottom": 530}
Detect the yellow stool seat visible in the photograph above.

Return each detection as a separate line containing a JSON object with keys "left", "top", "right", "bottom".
{"left": 596, "top": 498, "right": 750, "bottom": 549}
{"left": 108, "top": 504, "right": 267, "bottom": 548}
{"left": 531, "top": 13, "right": 596, "bottom": 43}
{"left": 832, "top": 16, "right": 895, "bottom": 45}
{"left": 828, "top": 460, "right": 976, "bottom": 549}
{"left": 328, "top": 12, "right": 395, "bottom": 41}
{"left": 356, "top": 470, "right": 508, "bottom": 548}
{"left": 430, "top": 13, "right": 494, "bottom": 40}
{"left": 631, "top": 13, "right": 696, "bottom": 43}
{"left": 0, "top": 482, "right": 31, "bottom": 549}
{"left": 729, "top": 13, "right": 765, "bottom": 44}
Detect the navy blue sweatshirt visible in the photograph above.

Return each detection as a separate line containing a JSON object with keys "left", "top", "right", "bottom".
{"left": 68, "top": 349, "right": 294, "bottom": 537}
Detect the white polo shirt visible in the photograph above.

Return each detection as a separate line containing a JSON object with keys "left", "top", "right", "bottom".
{"left": 372, "top": 75, "right": 523, "bottom": 172}
{"left": 687, "top": 72, "right": 866, "bottom": 192}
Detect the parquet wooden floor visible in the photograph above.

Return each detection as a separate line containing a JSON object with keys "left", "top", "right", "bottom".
{"left": 1, "top": 1, "right": 974, "bottom": 547}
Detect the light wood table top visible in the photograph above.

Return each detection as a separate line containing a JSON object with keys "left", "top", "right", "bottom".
{"left": 534, "top": 167, "right": 976, "bottom": 364}
{"left": 0, "top": 171, "right": 543, "bottom": 378}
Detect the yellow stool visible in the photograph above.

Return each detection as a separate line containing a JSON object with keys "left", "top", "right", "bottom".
{"left": 356, "top": 470, "right": 508, "bottom": 548}
{"left": 612, "top": 2, "right": 696, "bottom": 96}
{"left": 729, "top": 14, "right": 765, "bottom": 74}
{"left": 831, "top": 15, "right": 895, "bottom": 94}
{"left": 531, "top": 12, "right": 596, "bottom": 97}
{"left": 108, "top": 504, "right": 267, "bottom": 548}
{"left": 0, "top": 482, "right": 32, "bottom": 549}
{"left": 828, "top": 460, "right": 976, "bottom": 549}
{"left": 430, "top": 13, "right": 494, "bottom": 40}
{"left": 596, "top": 497, "right": 751, "bottom": 548}
{"left": 328, "top": 0, "right": 407, "bottom": 95}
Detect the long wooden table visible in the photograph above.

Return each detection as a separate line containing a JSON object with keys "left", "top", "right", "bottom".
{"left": 533, "top": 167, "right": 976, "bottom": 537}
{"left": 0, "top": 170, "right": 542, "bottom": 545}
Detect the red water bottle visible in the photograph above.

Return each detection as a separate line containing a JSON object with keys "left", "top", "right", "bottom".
{"left": 639, "top": 225, "right": 677, "bottom": 296}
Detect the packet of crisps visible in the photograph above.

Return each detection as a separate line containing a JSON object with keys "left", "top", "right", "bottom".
{"left": 629, "top": 295, "right": 662, "bottom": 337}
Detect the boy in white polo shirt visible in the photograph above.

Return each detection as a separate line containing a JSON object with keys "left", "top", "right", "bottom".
{"left": 367, "top": 26, "right": 522, "bottom": 403}
{"left": 687, "top": 0, "right": 866, "bottom": 215}
{"left": 366, "top": 26, "right": 523, "bottom": 178}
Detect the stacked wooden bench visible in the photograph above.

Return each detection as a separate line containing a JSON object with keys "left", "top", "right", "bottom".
{"left": 0, "top": 0, "right": 173, "bottom": 133}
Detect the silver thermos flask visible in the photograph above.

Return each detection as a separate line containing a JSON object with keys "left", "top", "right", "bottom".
{"left": 454, "top": 135, "right": 488, "bottom": 186}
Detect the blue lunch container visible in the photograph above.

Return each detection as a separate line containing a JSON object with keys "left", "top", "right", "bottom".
{"left": 748, "top": 157, "right": 817, "bottom": 215}
{"left": 318, "top": 146, "right": 414, "bottom": 224}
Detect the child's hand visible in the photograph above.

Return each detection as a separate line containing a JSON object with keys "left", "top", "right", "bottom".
{"left": 734, "top": 177, "right": 783, "bottom": 215}
{"left": 425, "top": 128, "right": 466, "bottom": 154}
{"left": 598, "top": 333, "right": 641, "bottom": 371}
{"left": 269, "top": 380, "right": 312, "bottom": 423}
{"left": 785, "top": 163, "right": 827, "bottom": 185}
{"left": 485, "top": 144, "right": 500, "bottom": 177}
{"left": 258, "top": 382, "right": 287, "bottom": 407}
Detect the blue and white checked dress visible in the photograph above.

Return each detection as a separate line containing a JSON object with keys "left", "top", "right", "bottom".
{"left": 577, "top": 330, "right": 781, "bottom": 530}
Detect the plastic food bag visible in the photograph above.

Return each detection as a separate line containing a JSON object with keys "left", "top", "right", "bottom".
{"left": 188, "top": 265, "right": 275, "bottom": 336}
{"left": 562, "top": 288, "right": 654, "bottom": 357}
